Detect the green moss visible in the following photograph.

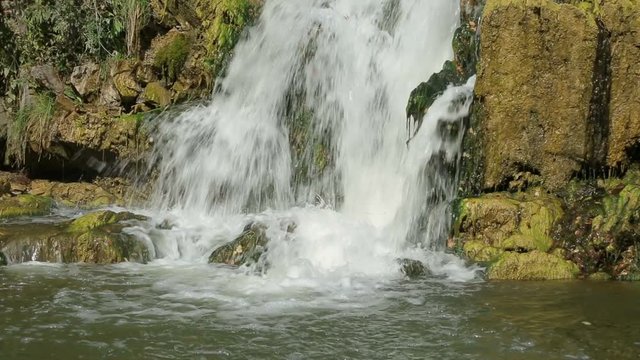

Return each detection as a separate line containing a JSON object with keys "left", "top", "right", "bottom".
{"left": 463, "top": 240, "right": 502, "bottom": 262}
{"left": 198, "top": 0, "right": 261, "bottom": 76}
{"left": 488, "top": 251, "right": 580, "bottom": 280}
{"left": 588, "top": 272, "right": 612, "bottom": 280}
{"left": 67, "top": 210, "right": 146, "bottom": 234}
{"left": 153, "top": 33, "right": 190, "bottom": 81}
{"left": 74, "top": 228, "right": 150, "bottom": 264}
{"left": 141, "top": 82, "right": 172, "bottom": 108}
{"left": 0, "top": 195, "right": 53, "bottom": 219}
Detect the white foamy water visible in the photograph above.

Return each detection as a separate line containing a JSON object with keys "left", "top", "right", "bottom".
{"left": 142, "top": 0, "right": 478, "bottom": 287}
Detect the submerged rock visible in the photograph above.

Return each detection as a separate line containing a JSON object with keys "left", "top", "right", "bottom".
{"left": 487, "top": 251, "right": 579, "bottom": 280}
{"left": 209, "top": 223, "right": 269, "bottom": 266}
{"left": 0, "top": 210, "right": 150, "bottom": 264}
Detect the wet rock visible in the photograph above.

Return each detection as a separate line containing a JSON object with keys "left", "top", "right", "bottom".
{"left": 0, "top": 194, "right": 53, "bottom": 219}
{"left": 209, "top": 223, "right": 269, "bottom": 266}
{"left": 487, "top": 251, "right": 580, "bottom": 280}
{"left": 397, "top": 258, "right": 430, "bottom": 279}
{"left": 475, "top": 0, "right": 599, "bottom": 190}
{"left": 0, "top": 211, "right": 150, "bottom": 264}
{"left": 70, "top": 62, "right": 101, "bottom": 100}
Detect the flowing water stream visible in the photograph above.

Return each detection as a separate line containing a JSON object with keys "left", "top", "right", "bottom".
{"left": 2, "top": 1, "right": 640, "bottom": 359}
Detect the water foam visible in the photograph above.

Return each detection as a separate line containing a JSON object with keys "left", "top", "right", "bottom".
{"left": 142, "top": 0, "right": 478, "bottom": 284}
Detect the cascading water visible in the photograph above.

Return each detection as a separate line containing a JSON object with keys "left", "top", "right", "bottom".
{"left": 144, "top": 0, "right": 477, "bottom": 282}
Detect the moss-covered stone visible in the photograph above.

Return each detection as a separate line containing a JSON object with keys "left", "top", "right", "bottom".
{"left": 0, "top": 211, "right": 150, "bottom": 264}
{"left": 455, "top": 191, "right": 563, "bottom": 252}
{"left": 68, "top": 210, "right": 147, "bottom": 234}
{"left": 209, "top": 223, "right": 268, "bottom": 266}
{"left": 153, "top": 32, "right": 191, "bottom": 82}
{"left": 488, "top": 251, "right": 580, "bottom": 280}
{"left": 0, "top": 195, "right": 53, "bottom": 219}
{"left": 462, "top": 240, "right": 502, "bottom": 262}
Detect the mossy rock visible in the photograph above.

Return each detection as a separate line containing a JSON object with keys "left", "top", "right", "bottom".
{"left": 463, "top": 240, "right": 502, "bottom": 262}
{"left": 0, "top": 212, "right": 150, "bottom": 264}
{"left": 153, "top": 33, "right": 191, "bottom": 82}
{"left": 29, "top": 180, "right": 120, "bottom": 209}
{"left": 588, "top": 272, "right": 612, "bottom": 280}
{"left": 0, "top": 195, "right": 53, "bottom": 219}
{"left": 455, "top": 191, "right": 563, "bottom": 253}
{"left": 67, "top": 210, "right": 148, "bottom": 234}
{"left": 209, "top": 223, "right": 268, "bottom": 266}
{"left": 488, "top": 251, "right": 580, "bottom": 280}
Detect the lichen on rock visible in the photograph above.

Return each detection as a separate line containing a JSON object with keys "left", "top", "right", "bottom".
{"left": 487, "top": 251, "right": 580, "bottom": 280}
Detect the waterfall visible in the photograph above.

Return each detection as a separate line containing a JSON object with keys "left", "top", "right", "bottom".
{"left": 145, "top": 0, "right": 475, "bottom": 280}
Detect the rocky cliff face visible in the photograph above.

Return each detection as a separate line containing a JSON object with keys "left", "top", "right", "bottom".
{"left": 443, "top": 0, "right": 640, "bottom": 280}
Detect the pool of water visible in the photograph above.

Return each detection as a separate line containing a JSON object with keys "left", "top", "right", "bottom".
{"left": 2, "top": 263, "right": 639, "bottom": 359}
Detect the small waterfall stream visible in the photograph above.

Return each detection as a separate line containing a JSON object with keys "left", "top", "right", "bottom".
{"left": 143, "top": 0, "right": 476, "bottom": 282}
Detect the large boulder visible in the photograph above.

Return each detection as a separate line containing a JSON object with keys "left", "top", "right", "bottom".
{"left": 475, "top": 0, "right": 599, "bottom": 190}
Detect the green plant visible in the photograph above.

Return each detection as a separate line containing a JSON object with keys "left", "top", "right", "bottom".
{"left": 0, "top": 4, "right": 20, "bottom": 104}
{"left": 7, "top": 92, "right": 56, "bottom": 165}
{"left": 82, "top": 0, "right": 126, "bottom": 59}
{"left": 112, "top": 0, "right": 150, "bottom": 57}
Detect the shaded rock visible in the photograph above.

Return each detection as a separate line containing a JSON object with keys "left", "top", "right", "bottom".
{"left": 0, "top": 171, "right": 30, "bottom": 195}
{"left": 29, "top": 64, "right": 65, "bottom": 95}
{"left": 70, "top": 62, "right": 101, "bottom": 100}
{"left": 397, "top": 258, "right": 430, "bottom": 279}
{"left": 0, "top": 195, "right": 53, "bottom": 219}
{"left": 209, "top": 223, "right": 268, "bottom": 266}
{"left": 487, "top": 251, "right": 580, "bottom": 280}
{"left": 140, "top": 82, "right": 172, "bottom": 108}
{"left": 149, "top": 31, "right": 191, "bottom": 83}
{"left": 0, "top": 251, "right": 6, "bottom": 266}
{"left": 475, "top": 0, "right": 598, "bottom": 190}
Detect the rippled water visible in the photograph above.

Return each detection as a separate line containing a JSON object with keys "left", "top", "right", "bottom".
{"left": 2, "top": 263, "right": 639, "bottom": 359}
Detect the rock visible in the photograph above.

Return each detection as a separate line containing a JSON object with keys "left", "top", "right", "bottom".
{"left": 112, "top": 60, "right": 142, "bottom": 105}
{"left": 589, "top": 272, "right": 612, "bottom": 281}
{"left": 454, "top": 190, "right": 564, "bottom": 253}
{"left": 487, "top": 251, "right": 580, "bottom": 280}
{"left": 29, "top": 180, "right": 120, "bottom": 208}
{"left": 397, "top": 258, "right": 430, "bottom": 279}
{"left": 209, "top": 223, "right": 269, "bottom": 266}
{"left": 0, "top": 211, "right": 150, "bottom": 264}
{"left": 475, "top": 0, "right": 599, "bottom": 190}
{"left": 602, "top": 2, "right": 640, "bottom": 166}
{"left": 0, "top": 251, "right": 6, "bottom": 266}
{"left": 140, "top": 82, "right": 172, "bottom": 108}
{"left": 99, "top": 80, "right": 121, "bottom": 108}
{"left": 67, "top": 210, "right": 147, "bottom": 234}
{"left": 0, "top": 195, "right": 53, "bottom": 219}
{"left": 149, "top": 31, "right": 191, "bottom": 83}
{"left": 70, "top": 62, "right": 101, "bottom": 100}
{"left": 0, "top": 171, "right": 30, "bottom": 195}
{"left": 29, "top": 64, "right": 65, "bottom": 95}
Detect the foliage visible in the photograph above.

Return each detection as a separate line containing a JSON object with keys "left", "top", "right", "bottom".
{"left": 0, "top": 6, "right": 19, "bottom": 98}
{"left": 112, "top": 0, "right": 150, "bottom": 57}
{"left": 7, "top": 92, "right": 56, "bottom": 165}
